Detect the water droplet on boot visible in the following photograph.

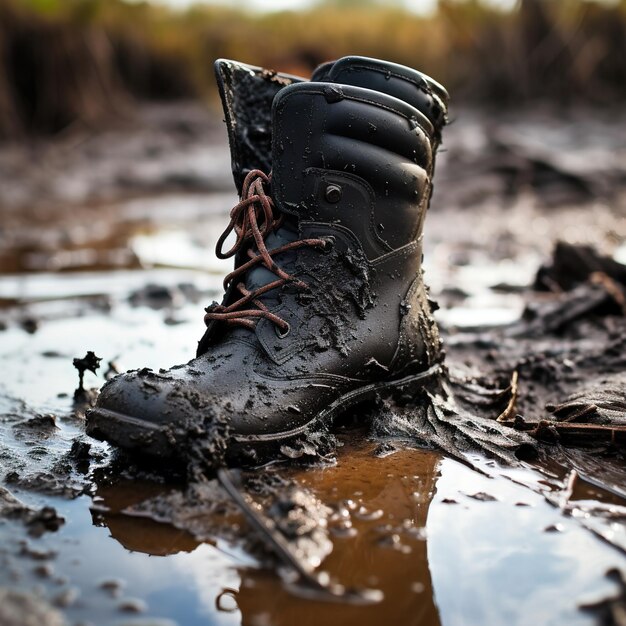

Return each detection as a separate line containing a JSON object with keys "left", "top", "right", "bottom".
{"left": 323, "top": 85, "right": 344, "bottom": 103}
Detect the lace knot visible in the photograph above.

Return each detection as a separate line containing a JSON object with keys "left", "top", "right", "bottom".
{"left": 204, "top": 169, "right": 326, "bottom": 331}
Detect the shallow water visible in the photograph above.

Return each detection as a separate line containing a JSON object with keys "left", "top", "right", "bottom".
{"left": 2, "top": 436, "right": 624, "bottom": 626}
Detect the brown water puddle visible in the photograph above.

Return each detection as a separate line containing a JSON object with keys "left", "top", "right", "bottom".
{"left": 38, "top": 436, "right": 614, "bottom": 626}
{"left": 95, "top": 441, "right": 441, "bottom": 626}
{"left": 240, "top": 442, "right": 441, "bottom": 626}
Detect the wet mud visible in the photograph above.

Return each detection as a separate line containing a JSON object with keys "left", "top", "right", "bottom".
{"left": 1, "top": 103, "right": 626, "bottom": 625}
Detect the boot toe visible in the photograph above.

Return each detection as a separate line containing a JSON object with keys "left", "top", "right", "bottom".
{"left": 86, "top": 368, "right": 197, "bottom": 457}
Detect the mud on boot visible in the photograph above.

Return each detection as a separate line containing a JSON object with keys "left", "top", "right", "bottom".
{"left": 86, "top": 57, "right": 449, "bottom": 467}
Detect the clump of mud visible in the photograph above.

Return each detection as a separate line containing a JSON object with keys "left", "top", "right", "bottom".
{"left": 0, "top": 487, "right": 64, "bottom": 537}
{"left": 370, "top": 374, "right": 537, "bottom": 467}
{"left": 442, "top": 242, "right": 626, "bottom": 453}
{"left": 125, "top": 468, "right": 333, "bottom": 574}
{"left": 0, "top": 588, "right": 65, "bottom": 626}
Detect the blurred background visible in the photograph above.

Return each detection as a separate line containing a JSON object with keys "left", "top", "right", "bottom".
{"left": 1, "top": 0, "right": 625, "bottom": 137}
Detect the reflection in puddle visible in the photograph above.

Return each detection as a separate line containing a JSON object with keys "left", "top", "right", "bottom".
{"left": 0, "top": 440, "right": 598, "bottom": 625}
{"left": 91, "top": 442, "right": 442, "bottom": 626}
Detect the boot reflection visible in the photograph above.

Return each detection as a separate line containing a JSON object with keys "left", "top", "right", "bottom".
{"left": 92, "top": 439, "right": 442, "bottom": 626}
{"left": 92, "top": 479, "right": 201, "bottom": 556}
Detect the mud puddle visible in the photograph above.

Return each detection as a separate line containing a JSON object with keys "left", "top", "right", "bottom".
{"left": 2, "top": 436, "right": 624, "bottom": 626}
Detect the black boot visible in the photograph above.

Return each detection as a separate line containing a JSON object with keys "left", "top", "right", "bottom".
{"left": 86, "top": 58, "right": 449, "bottom": 466}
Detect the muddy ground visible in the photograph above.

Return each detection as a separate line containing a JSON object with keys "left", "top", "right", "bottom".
{"left": 1, "top": 102, "right": 626, "bottom": 626}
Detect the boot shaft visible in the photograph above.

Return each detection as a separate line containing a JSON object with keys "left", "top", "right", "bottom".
{"left": 200, "top": 57, "right": 447, "bottom": 368}
{"left": 271, "top": 82, "right": 436, "bottom": 258}
{"left": 311, "top": 56, "right": 448, "bottom": 143}
{"left": 214, "top": 56, "right": 448, "bottom": 195}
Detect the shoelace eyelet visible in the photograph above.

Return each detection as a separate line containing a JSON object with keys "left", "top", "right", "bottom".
{"left": 275, "top": 322, "right": 291, "bottom": 339}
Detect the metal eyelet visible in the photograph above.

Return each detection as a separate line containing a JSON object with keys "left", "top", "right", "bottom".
{"left": 322, "top": 236, "right": 335, "bottom": 253}
{"left": 324, "top": 184, "right": 342, "bottom": 203}
{"left": 275, "top": 322, "right": 291, "bottom": 338}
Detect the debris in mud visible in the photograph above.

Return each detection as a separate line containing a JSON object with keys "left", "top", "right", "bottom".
{"left": 546, "top": 375, "right": 626, "bottom": 425}
{"left": 5, "top": 470, "right": 85, "bottom": 500}
{"left": 278, "top": 431, "right": 337, "bottom": 463}
{"left": 25, "top": 507, "right": 65, "bottom": 537}
{"left": 117, "top": 597, "right": 148, "bottom": 614}
{"left": 265, "top": 484, "right": 332, "bottom": 559}
{"left": 128, "top": 283, "right": 184, "bottom": 310}
{"left": 99, "top": 578, "right": 125, "bottom": 598}
{"left": 504, "top": 374, "right": 626, "bottom": 447}
{"left": 121, "top": 462, "right": 386, "bottom": 604}
{"left": 510, "top": 281, "right": 624, "bottom": 338}
{"left": 370, "top": 375, "right": 537, "bottom": 468}
{"left": 0, "top": 486, "right": 64, "bottom": 536}
{"left": 535, "top": 241, "right": 626, "bottom": 293}
{"left": 12, "top": 414, "right": 58, "bottom": 439}
{"left": 72, "top": 351, "right": 103, "bottom": 413}
{"left": 64, "top": 439, "right": 99, "bottom": 475}
{"left": 544, "top": 524, "right": 565, "bottom": 533}
{"left": 127, "top": 468, "right": 333, "bottom": 572}
{"left": 73, "top": 351, "right": 102, "bottom": 395}
{"left": 372, "top": 441, "right": 399, "bottom": 457}
{"left": 444, "top": 241, "right": 626, "bottom": 457}
{"left": 465, "top": 492, "right": 497, "bottom": 502}
{"left": 52, "top": 586, "right": 80, "bottom": 609}
{"left": 217, "top": 468, "right": 382, "bottom": 604}
{"left": 122, "top": 476, "right": 239, "bottom": 539}
{"left": 19, "top": 317, "right": 39, "bottom": 335}
{"left": 580, "top": 568, "right": 626, "bottom": 626}
{"left": 0, "top": 486, "right": 31, "bottom": 520}
{"left": 430, "top": 237, "right": 626, "bottom": 556}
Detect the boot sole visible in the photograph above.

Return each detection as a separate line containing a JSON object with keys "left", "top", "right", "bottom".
{"left": 86, "top": 363, "right": 443, "bottom": 466}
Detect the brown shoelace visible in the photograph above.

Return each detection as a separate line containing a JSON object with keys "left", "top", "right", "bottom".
{"left": 204, "top": 169, "right": 327, "bottom": 332}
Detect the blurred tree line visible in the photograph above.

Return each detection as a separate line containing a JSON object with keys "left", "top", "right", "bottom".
{"left": 0, "top": 0, "right": 625, "bottom": 137}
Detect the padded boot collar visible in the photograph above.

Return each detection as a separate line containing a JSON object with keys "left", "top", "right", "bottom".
{"left": 314, "top": 56, "right": 448, "bottom": 138}
{"left": 271, "top": 82, "right": 434, "bottom": 235}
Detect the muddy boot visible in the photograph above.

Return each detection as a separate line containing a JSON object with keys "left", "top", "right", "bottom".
{"left": 86, "top": 59, "right": 449, "bottom": 466}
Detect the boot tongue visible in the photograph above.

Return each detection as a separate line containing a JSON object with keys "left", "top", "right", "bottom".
{"left": 243, "top": 214, "right": 299, "bottom": 297}
{"left": 224, "top": 214, "right": 299, "bottom": 343}
{"left": 214, "top": 59, "right": 304, "bottom": 194}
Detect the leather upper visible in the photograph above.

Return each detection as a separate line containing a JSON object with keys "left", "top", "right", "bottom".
{"left": 91, "top": 58, "right": 447, "bottom": 448}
